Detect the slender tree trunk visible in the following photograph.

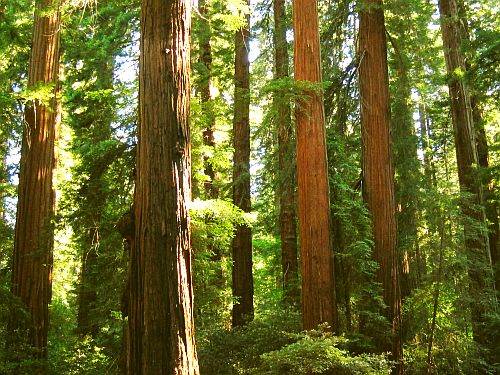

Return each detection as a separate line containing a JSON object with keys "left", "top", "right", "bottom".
{"left": 126, "top": 0, "right": 199, "bottom": 373}
{"left": 273, "top": 0, "right": 298, "bottom": 304}
{"left": 390, "top": 45, "right": 420, "bottom": 300}
{"left": 438, "top": 0, "right": 495, "bottom": 348}
{"left": 0, "top": 139, "right": 6, "bottom": 221}
{"left": 10, "top": 0, "right": 61, "bottom": 360}
{"left": 231, "top": 0, "right": 254, "bottom": 327}
{"left": 358, "top": 0, "right": 403, "bottom": 370}
{"left": 75, "top": 62, "right": 114, "bottom": 338}
{"left": 418, "top": 100, "right": 433, "bottom": 185}
{"left": 76, "top": 238, "right": 99, "bottom": 337}
{"left": 198, "top": 0, "right": 218, "bottom": 200}
{"left": 426, "top": 218, "right": 447, "bottom": 374}
{"left": 293, "top": 0, "right": 336, "bottom": 331}
{"left": 473, "top": 101, "right": 500, "bottom": 289}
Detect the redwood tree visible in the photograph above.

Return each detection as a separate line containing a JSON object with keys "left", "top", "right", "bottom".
{"left": 358, "top": 0, "right": 403, "bottom": 369}
{"left": 10, "top": 0, "right": 61, "bottom": 359}
{"left": 438, "top": 0, "right": 495, "bottom": 349}
{"left": 273, "top": 0, "right": 298, "bottom": 303}
{"left": 126, "top": 0, "right": 199, "bottom": 372}
{"left": 293, "top": 0, "right": 336, "bottom": 331}
{"left": 232, "top": 0, "right": 254, "bottom": 327}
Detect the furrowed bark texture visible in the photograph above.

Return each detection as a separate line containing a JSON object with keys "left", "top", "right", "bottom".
{"left": 274, "top": 0, "right": 298, "bottom": 303}
{"left": 293, "top": 0, "right": 336, "bottom": 331}
{"left": 358, "top": 0, "right": 402, "bottom": 369}
{"left": 231, "top": 0, "right": 254, "bottom": 328}
{"left": 438, "top": 0, "right": 494, "bottom": 348}
{"left": 10, "top": 0, "right": 61, "bottom": 358}
{"left": 127, "top": 0, "right": 199, "bottom": 373}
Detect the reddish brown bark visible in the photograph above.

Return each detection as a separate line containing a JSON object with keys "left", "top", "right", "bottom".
{"left": 273, "top": 0, "right": 298, "bottom": 303}
{"left": 358, "top": 0, "right": 402, "bottom": 369}
{"left": 10, "top": 0, "right": 61, "bottom": 359}
{"left": 126, "top": 0, "right": 199, "bottom": 373}
{"left": 232, "top": 0, "right": 254, "bottom": 327}
{"left": 293, "top": 0, "right": 336, "bottom": 331}
{"left": 438, "top": 0, "right": 494, "bottom": 349}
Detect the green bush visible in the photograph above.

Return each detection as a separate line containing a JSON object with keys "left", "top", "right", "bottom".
{"left": 254, "top": 326, "right": 391, "bottom": 375}
{"left": 198, "top": 315, "right": 391, "bottom": 375}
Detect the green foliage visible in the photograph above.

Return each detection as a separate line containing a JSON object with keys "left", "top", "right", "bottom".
{"left": 213, "top": 0, "right": 250, "bottom": 32}
{"left": 0, "top": 0, "right": 498, "bottom": 372}
{"left": 252, "top": 236, "right": 283, "bottom": 311}
{"left": 197, "top": 310, "right": 301, "bottom": 374}
{"left": 198, "top": 318, "right": 391, "bottom": 375}
{"left": 191, "top": 199, "right": 250, "bottom": 329}
{"left": 256, "top": 327, "right": 391, "bottom": 375}
{"left": 16, "top": 81, "right": 56, "bottom": 105}
{"left": 50, "top": 335, "right": 118, "bottom": 375}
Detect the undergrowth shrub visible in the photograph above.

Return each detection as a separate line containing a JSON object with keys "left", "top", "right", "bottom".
{"left": 198, "top": 313, "right": 391, "bottom": 375}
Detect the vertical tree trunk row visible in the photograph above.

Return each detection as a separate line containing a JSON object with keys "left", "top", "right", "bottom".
{"left": 273, "top": 0, "right": 299, "bottom": 303}
{"left": 293, "top": 0, "right": 337, "bottom": 331}
{"left": 358, "top": 0, "right": 403, "bottom": 369}
{"left": 10, "top": 0, "right": 61, "bottom": 359}
{"left": 127, "top": 0, "right": 199, "bottom": 373}
{"left": 231, "top": 0, "right": 254, "bottom": 328}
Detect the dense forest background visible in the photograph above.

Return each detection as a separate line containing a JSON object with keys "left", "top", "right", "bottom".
{"left": 0, "top": 0, "right": 499, "bottom": 373}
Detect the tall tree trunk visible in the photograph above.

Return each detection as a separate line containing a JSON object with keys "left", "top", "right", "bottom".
{"left": 10, "top": 0, "right": 61, "bottom": 360}
{"left": 473, "top": 100, "right": 500, "bottom": 290}
{"left": 198, "top": 0, "right": 218, "bottom": 200}
{"left": 438, "top": 0, "right": 495, "bottom": 349}
{"left": 75, "top": 61, "right": 114, "bottom": 338}
{"left": 126, "top": 0, "right": 199, "bottom": 373}
{"left": 426, "top": 217, "right": 447, "bottom": 374}
{"left": 273, "top": 0, "right": 298, "bottom": 304}
{"left": 462, "top": 0, "right": 500, "bottom": 290}
{"left": 231, "top": 0, "right": 254, "bottom": 328}
{"left": 358, "top": 0, "right": 403, "bottom": 370}
{"left": 293, "top": 0, "right": 336, "bottom": 331}
{"left": 390, "top": 42, "right": 420, "bottom": 300}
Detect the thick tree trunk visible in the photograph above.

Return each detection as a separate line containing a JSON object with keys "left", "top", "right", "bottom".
{"left": 293, "top": 0, "right": 336, "bottom": 331}
{"left": 10, "top": 0, "right": 61, "bottom": 359}
{"left": 273, "top": 0, "right": 298, "bottom": 304}
{"left": 231, "top": 0, "right": 254, "bottom": 328}
{"left": 358, "top": 0, "right": 403, "bottom": 370}
{"left": 438, "top": 0, "right": 495, "bottom": 348}
{"left": 126, "top": 0, "right": 199, "bottom": 373}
